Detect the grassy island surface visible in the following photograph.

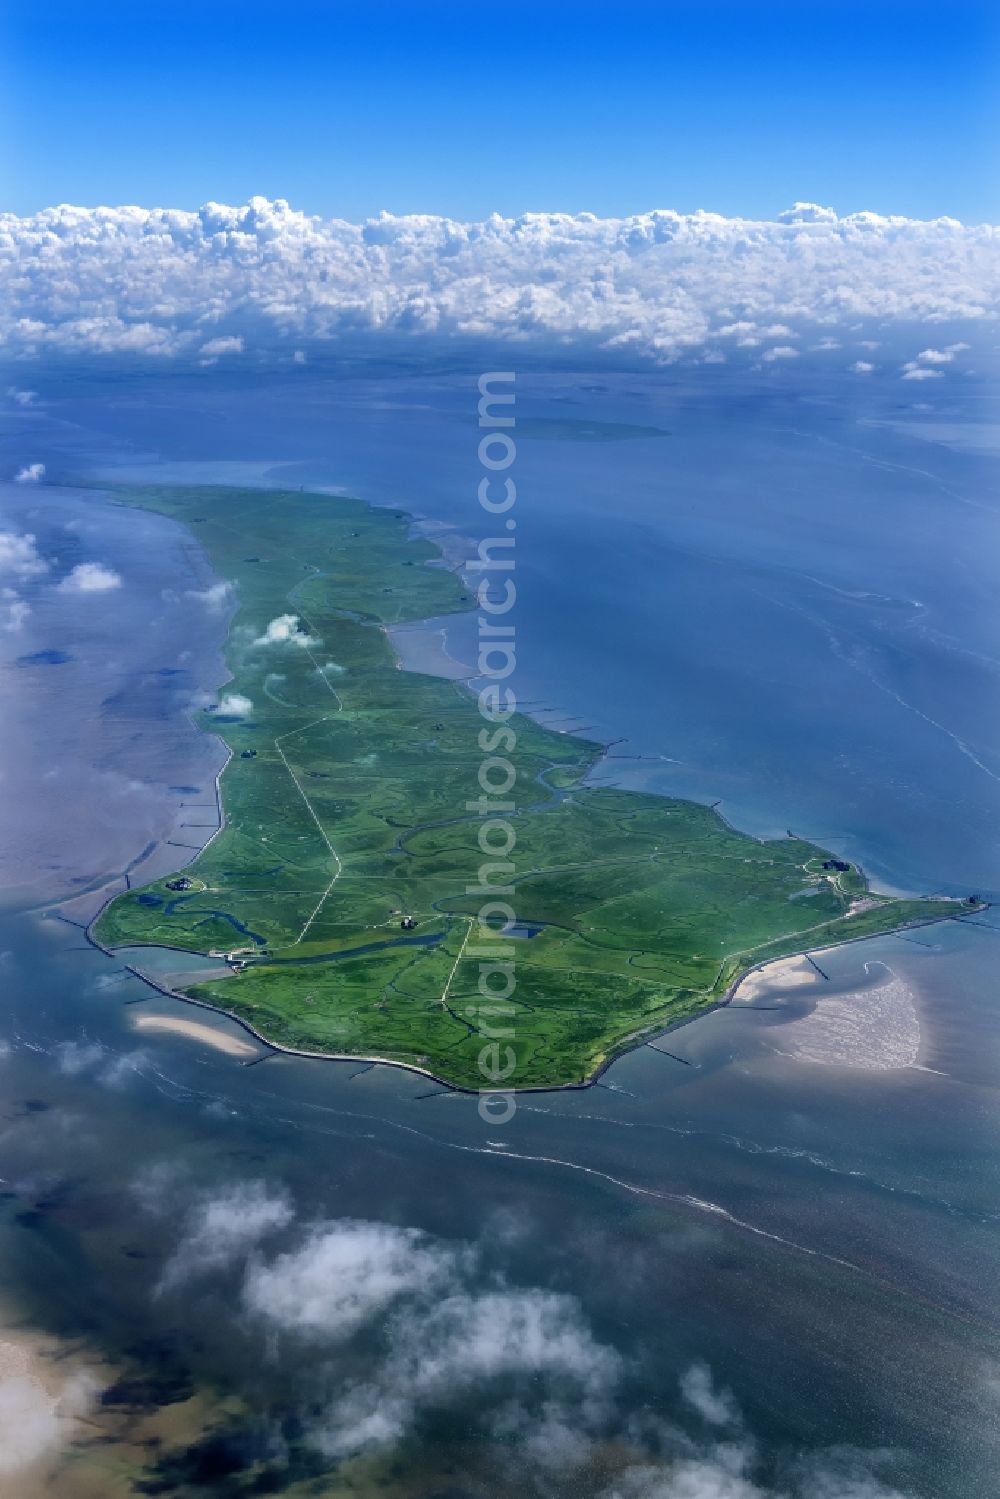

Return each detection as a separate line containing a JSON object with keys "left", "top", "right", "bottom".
{"left": 93, "top": 485, "right": 973, "bottom": 1089}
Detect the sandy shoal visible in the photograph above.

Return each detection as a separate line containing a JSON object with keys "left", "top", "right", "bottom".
{"left": 731, "top": 955, "right": 818, "bottom": 1003}
{"left": 131, "top": 1012, "right": 258, "bottom": 1057}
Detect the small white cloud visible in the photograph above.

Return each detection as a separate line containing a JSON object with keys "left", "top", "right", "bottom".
{"left": 0, "top": 531, "right": 47, "bottom": 580}
{"left": 901, "top": 365, "right": 943, "bottom": 381}
{"left": 402, "top": 1287, "right": 620, "bottom": 1401}
{"left": 311, "top": 1284, "right": 620, "bottom": 1461}
{"left": 98, "top": 1049, "right": 150, "bottom": 1087}
{"left": 599, "top": 1450, "right": 765, "bottom": 1498}
{"left": 162, "top": 1182, "right": 293, "bottom": 1289}
{"left": 186, "top": 580, "right": 233, "bottom": 611}
{"left": 599, "top": 1455, "right": 749, "bottom": 1498}
{"left": 199, "top": 335, "right": 244, "bottom": 358}
{"left": 252, "top": 613, "right": 319, "bottom": 649}
{"left": 7, "top": 388, "right": 37, "bottom": 406}
{"left": 679, "top": 1362, "right": 741, "bottom": 1428}
{"left": 915, "top": 348, "right": 953, "bottom": 364}
{"left": 14, "top": 463, "right": 44, "bottom": 483}
{"left": 244, "top": 1219, "right": 461, "bottom": 1341}
{"left": 215, "top": 692, "right": 253, "bottom": 717}
{"left": 945, "top": 341, "right": 970, "bottom": 353}
{"left": 777, "top": 202, "right": 839, "bottom": 224}
{"left": 788, "top": 1451, "right": 917, "bottom": 1499}
{"left": 57, "top": 561, "right": 122, "bottom": 593}
{"left": 0, "top": 594, "right": 28, "bottom": 630}
{"left": 761, "top": 345, "right": 799, "bottom": 361}
{"left": 850, "top": 360, "right": 875, "bottom": 374}
{"left": 0, "top": 1362, "right": 99, "bottom": 1477}
{"left": 131, "top": 1160, "right": 186, "bottom": 1217}
{"left": 54, "top": 1041, "right": 105, "bottom": 1076}
{"left": 53, "top": 1039, "right": 146, "bottom": 1087}
{"left": 292, "top": 349, "right": 307, "bottom": 364}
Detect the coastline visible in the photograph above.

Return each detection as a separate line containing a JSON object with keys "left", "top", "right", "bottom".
{"left": 86, "top": 905, "right": 979, "bottom": 1095}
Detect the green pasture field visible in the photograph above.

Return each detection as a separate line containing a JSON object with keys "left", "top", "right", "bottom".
{"left": 92, "top": 485, "right": 975, "bottom": 1089}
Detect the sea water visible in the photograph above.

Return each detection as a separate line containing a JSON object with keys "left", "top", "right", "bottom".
{"left": 0, "top": 369, "right": 997, "bottom": 1496}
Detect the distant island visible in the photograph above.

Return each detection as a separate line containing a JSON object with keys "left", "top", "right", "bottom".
{"left": 93, "top": 485, "right": 977, "bottom": 1089}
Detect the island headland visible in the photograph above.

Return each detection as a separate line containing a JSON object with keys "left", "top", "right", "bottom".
{"left": 92, "top": 485, "right": 981, "bottom": 1089}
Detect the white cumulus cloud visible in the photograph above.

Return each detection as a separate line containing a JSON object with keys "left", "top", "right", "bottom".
{"left": 244, "top": 1219, "right": 463, "bottom": 1341}
{"left": 57, "top": 561, "right": 122, "bottom": 593}
{"left": 0, "top": 530, "right": 47, "bottom": 580}
{"left": 1, "top": 589, "right": 30, "bottom": 631}
{"left": 602, "top": 1445, "right": 915, "bottom": 1499}
{"left": 214, "top": 692, "right": 253, "bottom": 717}
{"left": 238, "top": 1213, "right": 620, "bottom": 1463}
{"left": 14, "top": 463, "right": 44, "bottom": 483}
{"left": 146, "top": 1184, "right": 920, "bottom": 1495}
{"left": 601, "top": 1452, "right": 764, "bottom": 1499}
{"left": 162, "top": 1182, "right": 293, "bottom": 1289}
{"left": 199, "top": 334, "right": 245, "bottom": 360}
{"left": 0, "top": 1354, "right": 99, "bottom": 1478}
{"left": 680, "top": 1362, "right": 741, "bottom": 1428}
{"left": 186, "top": 579, "right": 233, "bottom": 610}
{"left": 52, "top": 1039, "right": 147, "bottom": 1087}
{"left": 0, "top": 198, "right": 995, "bottom": 367}
{"left": 252, "top": 613, "right": 319, "bottom": 649}
{"left": 311, "top": 1284, "right": 621, "bottom": 1462}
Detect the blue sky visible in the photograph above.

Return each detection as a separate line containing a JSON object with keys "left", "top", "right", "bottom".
{"left": 1, "top": 0, "right": 997, "bottom": 221}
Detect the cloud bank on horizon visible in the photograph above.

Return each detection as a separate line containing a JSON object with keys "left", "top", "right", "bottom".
{"left": 1, "top": 198, "right": 997, "bottom": 371}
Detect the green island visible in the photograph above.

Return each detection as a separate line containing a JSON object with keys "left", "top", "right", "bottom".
{"left": 93, "top": 485, "right": 975, "bottom": 1089}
